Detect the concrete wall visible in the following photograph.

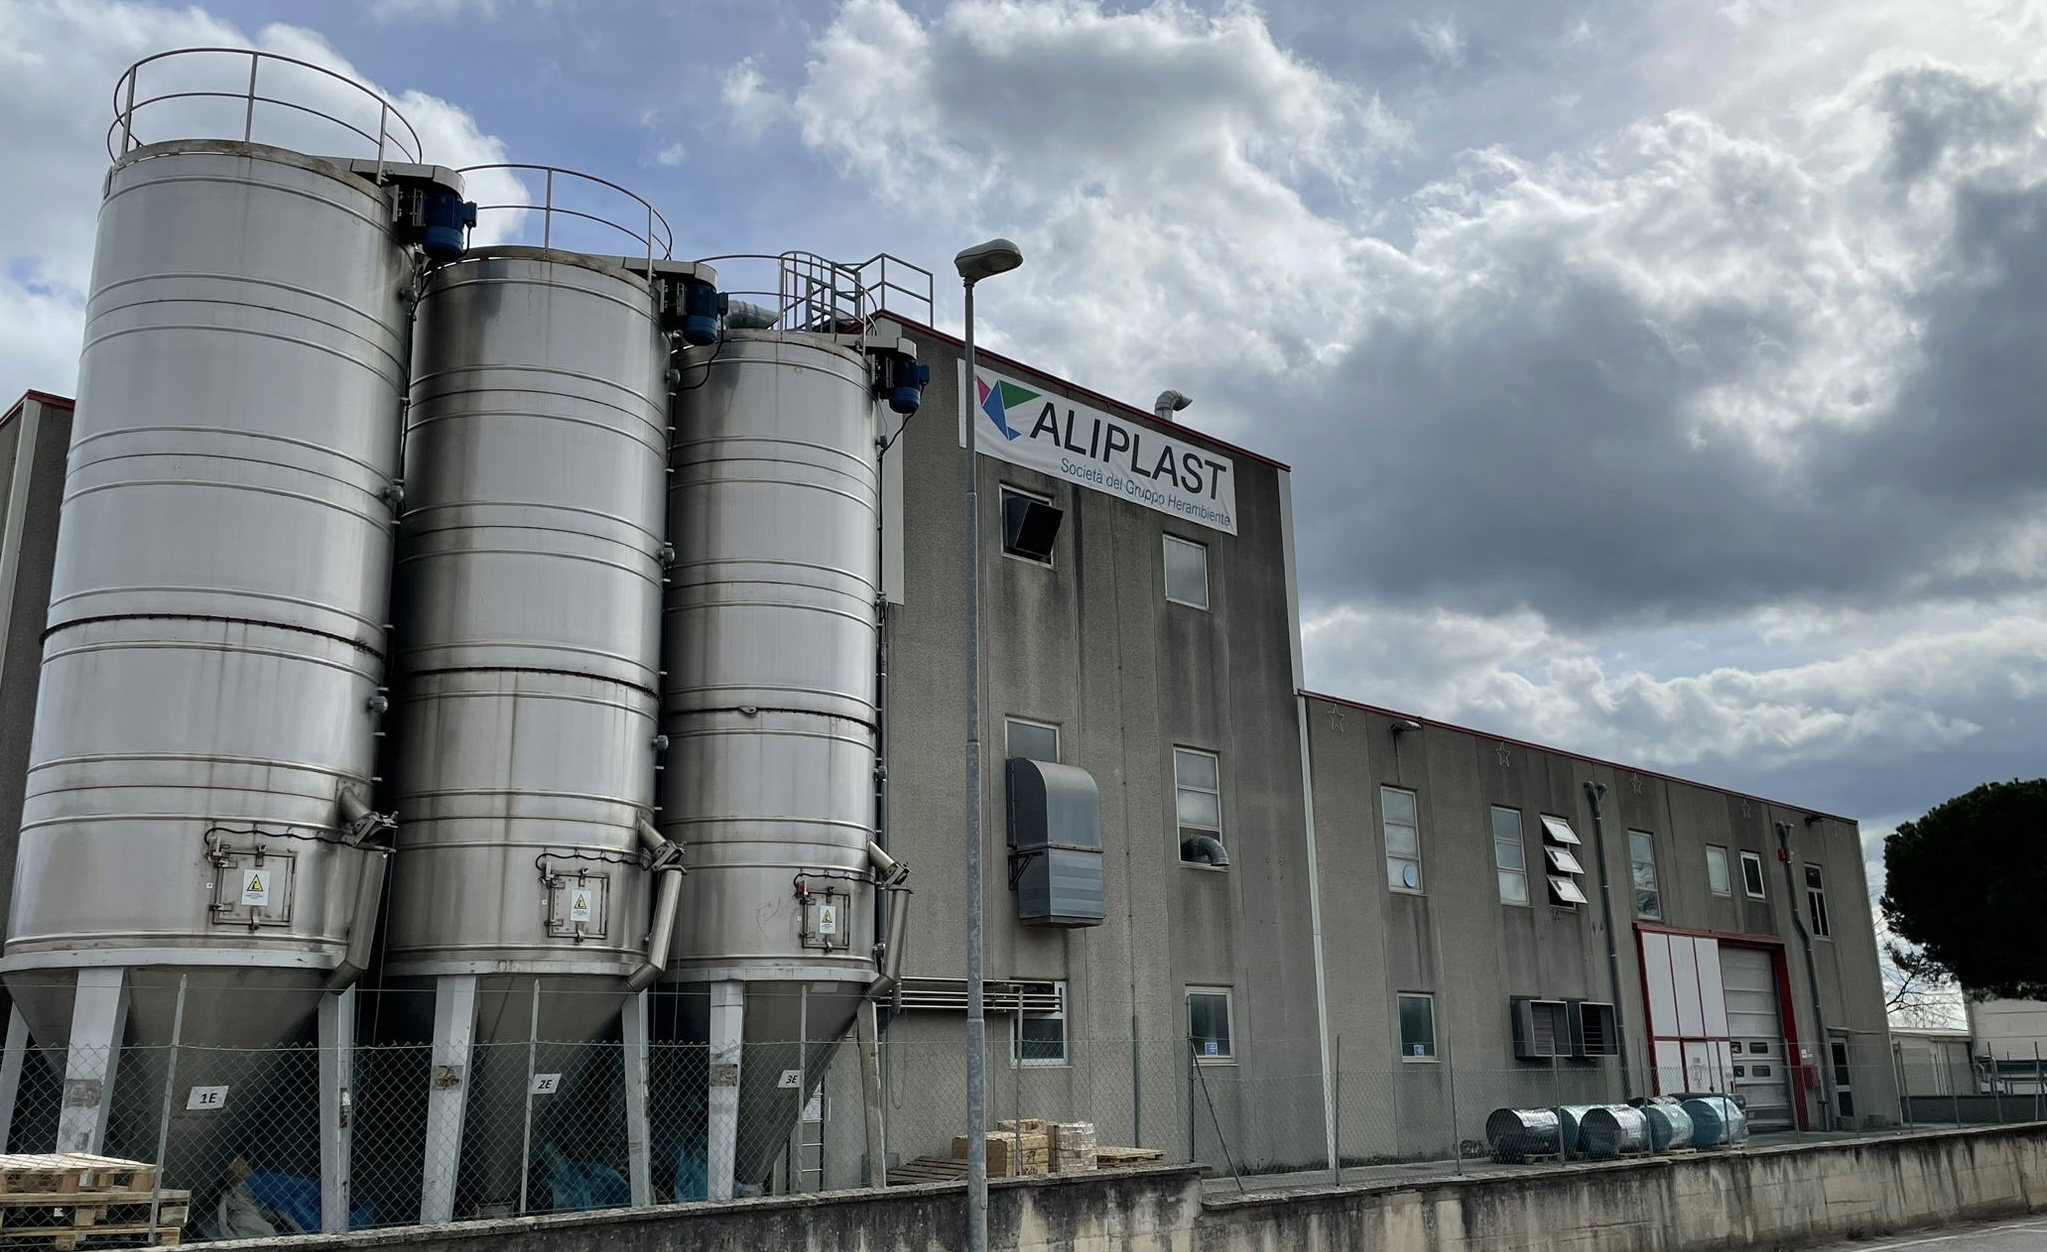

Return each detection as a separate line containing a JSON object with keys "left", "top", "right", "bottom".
{"left": 866, "top": 325, "right": 1321, "bottom": 1178}
{"left": 1199, "top": 1125, "right": 2047, "bottom": 1252}
{"left": 207, "top": 1125, "right": 2047, "bottom": 1252}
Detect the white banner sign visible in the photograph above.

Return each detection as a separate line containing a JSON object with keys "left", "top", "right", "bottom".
{"left": 961, "top": 364, "right": 1238, "bottom": 534}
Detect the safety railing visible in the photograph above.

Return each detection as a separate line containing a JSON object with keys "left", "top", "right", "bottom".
{"left": 691, "top": 252, "right": 931, "bottom": 335}
{"left": 854, "top": 253, "right": 936, "bottom": 327}
{"left": 108, "top": 47, "right": 424, "bottom": 175}
{"left": 461, "top": 164, "right": 674, "bottom": 266}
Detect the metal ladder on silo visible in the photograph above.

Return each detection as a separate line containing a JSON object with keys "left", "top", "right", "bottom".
{"left": 795, "top": 1083, "right": 827, "bottom": 1192}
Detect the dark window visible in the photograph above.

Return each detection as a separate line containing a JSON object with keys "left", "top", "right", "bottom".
{"left": 1740, "top": 850, "right": 1766, "bottom": 898}
{"left": 1573, "top": 1002, "right": 1618, "bottom": 1057}
{"left": 1012, "top": 982, "right": 1066, "bottom": 1066}
{"left": 1176, "top": 748, "right": 1226, "bottom": 866}
{"left": 1805, "top": 864, "right": 1831, "bottom": 938}
{"left": 1398, "top": 993, "right": 1438, "bottom": 1061}
{"left": 1163, "top": 535, "right": 1209, "bottom": 607}
{"left": 1384, "top": 787, "right": 1422, "bottom": 893}
{"left": 1706, "top": 845, "right": 1731, "bottom": 896}
{"left": 1629, "top": 830, "right": 1661, "bottom": 919}
{"left": 1492, "top": 807, "right": 1527, "bottom": 904}
{"left": 1000, "top": 487, "right": 1061, "bottom": 563}
{"left": 1004, "top": 718, "right": 1059, "bottom": 763}
{"left": 1188, "top": 989, "right": 1233, "bottom": 1061}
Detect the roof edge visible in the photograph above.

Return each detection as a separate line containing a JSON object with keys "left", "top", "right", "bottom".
{"left": 880, "top": 315, "right": 1291, "bottom": 472}
{"left": 2, "top": 391, "right": 75, "bottom": 429}
{"left": 1300, "top": 688, "right": 1859, "bottom": 826}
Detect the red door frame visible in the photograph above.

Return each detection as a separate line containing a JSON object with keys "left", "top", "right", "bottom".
{"left": 1634, "top": 923, "right": 1808, "bottom": 1129}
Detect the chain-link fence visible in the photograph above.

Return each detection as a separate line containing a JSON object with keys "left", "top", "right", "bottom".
{"left": 2, "top": 1023, "right": 2036, "bottom": 1236}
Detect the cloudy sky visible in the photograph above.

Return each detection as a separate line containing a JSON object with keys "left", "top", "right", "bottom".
{"left": 4, "top": 0, "right": 2044, "bottom": 919}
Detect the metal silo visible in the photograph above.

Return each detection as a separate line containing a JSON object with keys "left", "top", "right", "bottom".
{"left": 383, "top": 173, "right": 704, "bottom": 1220}
{"left": 0, "top": 49, "right": 468, "bottom": 1218}
{"left": 656, "top": 282, "right": 922, "bottom": 1196}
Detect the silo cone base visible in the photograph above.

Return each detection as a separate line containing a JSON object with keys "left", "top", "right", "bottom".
{"left": 650, "top": 979, "right": 867, "bottom": 1195}
{"left": 0, "top": 962, "right": 332, "bottom": 1202}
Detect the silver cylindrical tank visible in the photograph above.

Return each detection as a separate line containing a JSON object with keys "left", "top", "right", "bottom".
{"left": 385, "top": 248, "right": 669, "bottom": 984}
{"left": 4, "top": 141, "right": 410, "bottom": 1042}
{"left": 658, "top": 330, "right": 880, "bottom": 1186}
{"left": 660, "top": 331, "right": 879, "bottom": 984}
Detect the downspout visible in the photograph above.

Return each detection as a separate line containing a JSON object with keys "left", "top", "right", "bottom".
{"left": 327, "top": 788, "right": 397, "bottom": 992}
{"left": 1778, "top": 819, "right": 1836, "bottom": 1129}
{"left": 1583, "top": 782, "right": 1633, "bottom": 1099}
{"left": 627, "top": 818, "right": 685, "bottom": 993}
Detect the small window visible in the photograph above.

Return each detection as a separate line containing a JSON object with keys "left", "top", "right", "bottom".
{"left": 1538, "top": 815, "right": 1581, "bottom": 845}
{"left": 1706, "top": 845, "right": 1731, "bottom": 896}
{"left": 1740, "top": 850, "right": 1766, "bottom": 899}
{"left": 1629, "top": 829, "right": 1661, "bottom": 919}
{"left": 1187, "top": 987, "right": 1233, "bottom": 1062}
{"left": 1175, "top": 747, "right": 1226, "bottom": 866}
{"left": 1000, "top": 486, "right": 1061, "bottom": 563}
{"left": 1012, "top": 981, "right": 1067, "bottom": 1066}
{"left": 1805, "top": 864, "right": 1831, "bottom": 938}
{"left": 1548, "top": 875, "right": 1589, "bottom": 906}
{"left": 1398, "top": 993, "right": 1438, "bottom": 1061}
{"left": 1383, "top": 786, "right": 1422, "bottom": 893}
{"left": 1163, "top": 535, "right": 1209, "bottom": 608}
{"left": 1543, "top": 845, "right": 1586, "bottom": 875}
{"left": 1491, "top": 807, "right": 1528, "bottom": 905}
{"left": 1005, "top": 717, "right": 1059, "bottom": 763}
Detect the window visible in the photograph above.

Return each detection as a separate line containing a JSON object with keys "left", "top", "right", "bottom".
{"left": 1491, "top": 807, "right": 1527, "bottom": 905}
{"left": 1706, "top": 845, "right": 1732, "bottom": 896}
{"left": 1740, "top": 849, "right": 1766, "bottom": 899}
{"left": 1383, "top": 787, "right": 1422, "bottom": 892}
{"left": 1805, "top": 864, "right": 1831, "bottom": 938}
{"left": 1163, "top": 535, "right": 1209, "bottom": 608}
{"left": 1629, "top": 829, "right": 1661, "bottom": 919}
{"left": 1175, "top": 748, "right": 1227, "bottom": 866}
{"left": 1000, "top": 486, "right": 1061, "bottom": 563}
{"left": 1541, "top": 815, "right": 1587, "bottom": 907}
{"left": 1398, "top": 993, "right": 1438, "bottom": 1061}
{"left": 1005, "top": 717, "right": 1059, "bottom": 763}
{"left": 1187, "top": 988, "right": 1233, "bottom": 1062}
{"left": 1012, "top": 981, "right": 1067, "bottom": 1066}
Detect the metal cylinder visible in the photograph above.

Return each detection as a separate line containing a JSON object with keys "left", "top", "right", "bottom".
{"left": 1484, "top": 1107, "right": 1561, "bottom": 1163}
{"left": 4, "top": 142, "right": 411, "bottom": 1034}
{"left": 1681, "top": 1095, "right": 1750, "bottom": 1147}
{"left": 385, "top": 248, "right": 669, "bottom": 980}
{"left": 1577, "top": 1105, "right": 1650, "bottom": 1158}
{"left": 1638, "top": 1100, "right": 1695, "bottom": 1152}
{"left": 659, "top": 331, "right": 880, "bottom": 983}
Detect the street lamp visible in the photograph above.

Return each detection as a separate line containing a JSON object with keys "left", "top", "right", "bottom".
{"left": 956, "top": 236, "right": 1021, "bottom": 1252}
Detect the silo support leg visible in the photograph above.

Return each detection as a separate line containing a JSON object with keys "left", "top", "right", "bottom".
{"left": 0, "top": 1006, "right": 29, "bottom": 1152}
{"left": 622, "top": 990, "right": 652, "bottom": 1207}
{"left": 707, "top": 982, "right": 743, "bottom": 1201}
{"left": 420, "top": 975, "right": 478, "bottom": 1225}
{"left": 318, "top": 987, "right": 356, "bottom": 1234}
{"left": 57, "top": 968, "right": 128, "bottom": 1154}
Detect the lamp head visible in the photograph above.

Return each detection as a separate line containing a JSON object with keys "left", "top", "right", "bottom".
{"left": 955, "top": 238, "right": 1024, "bottom": 283}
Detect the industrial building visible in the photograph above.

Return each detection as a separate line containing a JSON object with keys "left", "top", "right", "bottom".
{"left": 0, "top": 46, "right": 1890, "bottom": 1233}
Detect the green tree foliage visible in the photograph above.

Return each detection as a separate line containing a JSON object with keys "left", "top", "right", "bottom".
{"left": 1881, "top": 778, "right": 2047, "bottom": 1000}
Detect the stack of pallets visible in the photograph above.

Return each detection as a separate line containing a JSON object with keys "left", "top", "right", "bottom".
{"left": 0, "top": 1154, "right": 187, "bottom": 1249}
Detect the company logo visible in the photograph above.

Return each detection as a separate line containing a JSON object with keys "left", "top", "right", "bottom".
{"left": 976, "top": 374, "right": 1037, "bottom": 441}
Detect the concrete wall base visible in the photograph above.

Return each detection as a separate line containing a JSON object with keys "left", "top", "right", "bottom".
{"left": 202, "top": 1125, "right": 2047, "bottom": 1252}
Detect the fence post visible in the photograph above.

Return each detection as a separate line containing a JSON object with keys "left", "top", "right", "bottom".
{"left": 1951, "top": 1055, "right": 1963, "bottom": 1126}
{"left": 2034, "top": 1044, "right": 2042, "bottom": 1123}
{"left": 519, "top": 983, "right": 538, "bottom": 1216}
{"left": 1894, "top": 1041, "right": 1912, "bottom": 1128}
{"left": 1331, "top": 1034, "right": 1342, "bottom": 1185}
{"left": 0, "top": 1007, "right": 28, "bottom": 1152}
{"left": 1445, "top": 1050, "right": 1463, "bottom": 1177}
{"left": 1992, "top": 1052, "right": 2005, "bottom": 1124}
{"left": 148, "top": 975, "right": 188, "bottom": 1245}
{"left": 1549, "top": 1056, "right": 1565, "bottom": 1168}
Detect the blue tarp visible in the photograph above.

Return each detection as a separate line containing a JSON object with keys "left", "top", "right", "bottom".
{"left": 244, "top": 1170, "right": 375, "bottom": 1232}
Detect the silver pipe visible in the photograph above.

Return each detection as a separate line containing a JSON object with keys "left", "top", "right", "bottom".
{"left": 325, "top": 848, "right": 388, "bottom": 992}
{"left": 1584, "top": 781, "right": 1634, "bottom": 1099}
{"left": 627, "top": 868, "right": 684, "bottom": 993}
{"left": 1778, "top": 820, "right": 1837, "bottom": 1128}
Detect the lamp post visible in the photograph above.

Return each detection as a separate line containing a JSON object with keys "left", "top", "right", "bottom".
{"left": 956, "top": 237, "right": 1022, "bottom": 1252}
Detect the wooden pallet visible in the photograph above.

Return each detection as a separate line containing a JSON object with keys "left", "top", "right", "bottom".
{"left": 0, "top": 1158, "right": 156, "bottom": 1199}
{"left": 1093, "top": 1146, "right": 1165, "bottom": 1167}
{"left": 888, "top": 1155, "right": 971, "bottom": 1186}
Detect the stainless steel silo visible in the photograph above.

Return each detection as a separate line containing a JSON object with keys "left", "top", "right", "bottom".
{"left": 657, "top": 329, "right": 883, "bottom": 1196}
{"left": 386, "top": 244, "right": 682, "bottom": 1220}
{"left": 0, "top": 133, "right": 443, "bottom": 1172}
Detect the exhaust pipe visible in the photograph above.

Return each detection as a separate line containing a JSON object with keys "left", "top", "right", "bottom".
{"left": 326, "top": 847, "right": 389, "bottom": 993}
{"left": 866, "top": 842, "right": 912, "bottom": 998}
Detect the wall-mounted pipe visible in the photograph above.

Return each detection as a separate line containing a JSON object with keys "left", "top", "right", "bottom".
{"left": 1778, "top": 820, "right": 1837, "bottom": 1128}
{"left": 1584, "top": 781, "right": 1634, "bottom": 1099}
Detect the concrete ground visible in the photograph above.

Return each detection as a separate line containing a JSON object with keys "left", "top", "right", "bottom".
{"left": 1797, "top": 1216, "right": 2047, "bottom": 1250}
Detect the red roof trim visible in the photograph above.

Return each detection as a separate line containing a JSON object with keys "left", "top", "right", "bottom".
{"left": 881, "top": 315, "right": 1290, "bottom": 472}
{"left": 1635, "top": 921, "right": 1786, "bottom": 948}
{"left": 2, "top": 391, "right": 75, "bottom": 429}
{"left": 1300, "top": 688, "right": 1858, "bottom": 826}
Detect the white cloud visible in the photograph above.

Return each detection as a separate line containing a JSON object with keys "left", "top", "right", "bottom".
{"left": 367, "top": 0, "right": 549, "bottom": 21}
{"left": 720, "top": 56, "right": 790, "bottom": 141}
{"left": 0, "top": 0, "right": 525, "bottom": 402}
{"left": 653, "top": 142, "right": 686, "bottom": 167}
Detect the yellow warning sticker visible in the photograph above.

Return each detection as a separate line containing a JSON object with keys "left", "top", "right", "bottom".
{"left": 240, "top": 869, "right": 270, "bottom": 907}
{"left": 570, "top": 891, "right": 592, "bottom": 923}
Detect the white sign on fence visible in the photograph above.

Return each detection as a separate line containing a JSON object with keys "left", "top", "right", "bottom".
{"left": 530, "top": 1073, "right": 561, "bottom": 1096}
{"left": 187, "top": 1085, "right": 230, "bottom": 1111}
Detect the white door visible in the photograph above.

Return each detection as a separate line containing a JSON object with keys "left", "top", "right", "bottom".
{"left": 1719, "top": 946, "right": 1794, "bottom": 1130}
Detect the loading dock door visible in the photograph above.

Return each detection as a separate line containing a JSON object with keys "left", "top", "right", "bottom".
{"left": 1719, "top": 946, "right": 1794, "bottom": 1130}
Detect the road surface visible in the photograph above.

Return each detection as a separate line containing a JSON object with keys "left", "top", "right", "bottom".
{"left": 1802, "top": 1217, "right": 2047, "bottom": 1250}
